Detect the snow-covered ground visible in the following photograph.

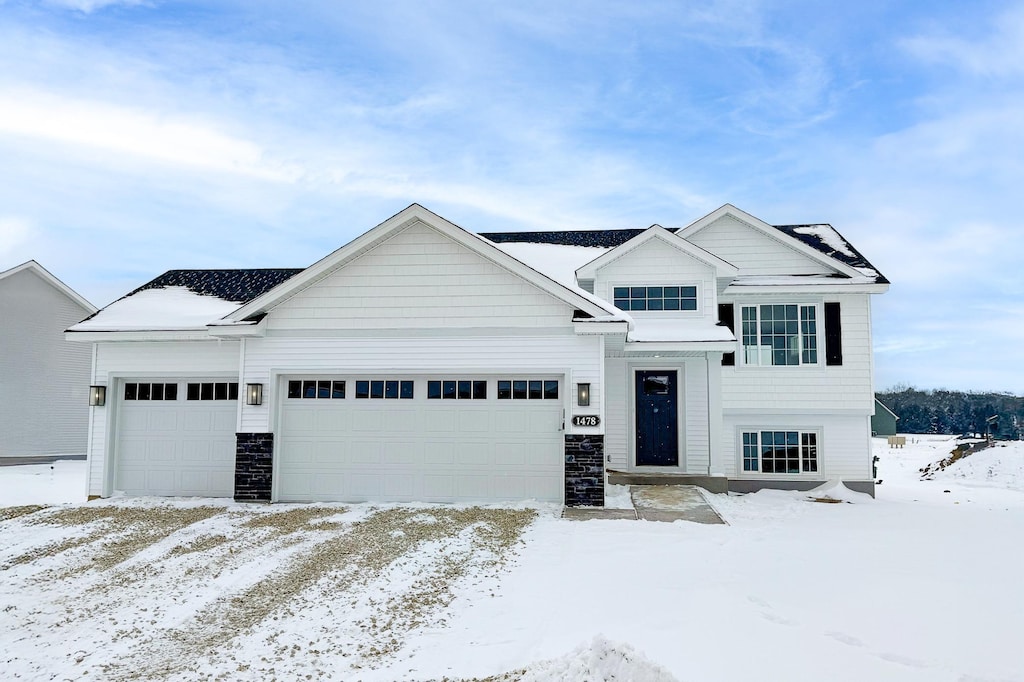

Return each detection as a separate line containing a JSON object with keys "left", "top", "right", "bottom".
{"left": 1, "top": 437, "right": 1023, "bottom": 681}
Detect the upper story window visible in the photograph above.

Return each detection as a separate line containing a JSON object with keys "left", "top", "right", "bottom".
{"left": 741, "top": 304, "right": 818, "bottom": 366}
{"left": 613, "top": 286, "right": 697, "bottom": 312}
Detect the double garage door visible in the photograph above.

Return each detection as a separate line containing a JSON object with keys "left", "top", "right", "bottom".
{"left": 277, "top": 376, "right": 565, "bottom": 503}
{"left": 114, "top": 380, "right": 238, "bottom": 497}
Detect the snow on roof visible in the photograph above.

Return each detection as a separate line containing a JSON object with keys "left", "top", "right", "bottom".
{"left": 484, "top": 223, "right": 889, "bottom": 285}
{"left": 627, "top": 318, "right": 736, "bottom": 343}
{"left": 68, "top": 286, "right": 242, "bottom": 331}
{"left": 486, "top": 241, "right": 629, "bottom": 321}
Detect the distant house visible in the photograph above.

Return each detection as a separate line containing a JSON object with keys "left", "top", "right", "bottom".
{"left": 871, "top": 398, "right": 899, "bottom": 436}
{"left": 68, "top": 203, "right": 888, "bottom": 504}
{"left": 1, "top": 261, "right": 96, "bottom": 458}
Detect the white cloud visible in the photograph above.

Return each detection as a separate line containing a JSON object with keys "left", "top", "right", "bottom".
{"left": 901, "top": 4, "right": 1024, "bottom": 77}
{"left": 41, "top": 0, "right": 147, "bottom": 13}
{"left": 0, "top": 88, "right": 301, "bottom": 182}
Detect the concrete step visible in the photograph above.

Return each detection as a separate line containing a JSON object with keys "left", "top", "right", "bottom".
{"left": 607, "top": 470, "right": 729, "bottom": 494}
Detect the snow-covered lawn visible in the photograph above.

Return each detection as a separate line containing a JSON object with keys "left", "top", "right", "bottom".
{"left": 1, "top": 437, "right": 1023, "bottom": 681}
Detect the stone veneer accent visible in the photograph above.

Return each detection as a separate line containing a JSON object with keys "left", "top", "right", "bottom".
{"left": 235, "top": 432, "right": 274, "bottom": 502}
{"left": 564, "top": 434, "right": 605, "bottom": 507}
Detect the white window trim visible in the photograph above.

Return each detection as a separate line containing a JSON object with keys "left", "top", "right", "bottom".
{"left": 737, "top": 300, "right": 822, "bottom": 369}
{"left": 609, "top": 281, "right": 703, "bottom": 318}
{"left": 737, "top": 427, "right": 822, "bottom": 476}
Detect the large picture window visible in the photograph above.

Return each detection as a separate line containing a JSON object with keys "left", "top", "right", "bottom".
{"left": 613, "top": 286, "right": 697, "bottom": 312}
{"left": 741, "top": 304, "right": 818, "bottom": 366}
{"left": 741, "top": 430, "right": 818, "bottom": 474}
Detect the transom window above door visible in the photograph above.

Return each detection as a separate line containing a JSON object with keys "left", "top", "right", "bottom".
{"left": 613, "top": 286, "right": 697, "bottom": 311}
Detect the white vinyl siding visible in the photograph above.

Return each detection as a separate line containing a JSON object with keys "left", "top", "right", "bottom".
{"left": 267, "top": 221, "right": 574, "bottom": 331}
{"left": 723, "top": 413, "right": 872, "bottom": 480}
{"left": 720, "top": 294, "right": 874, "bottom": 412}
{"left": 685, "top": 215, "right": 837, "bottom": 276}
{"left": 603, "top": 354, "right": 711, "bottom": 473}
{"left": 0, "top": 268, "right": 93, "bottom": 457}
{"left": 592, "top": 237, "right": 717, "bottom": 320}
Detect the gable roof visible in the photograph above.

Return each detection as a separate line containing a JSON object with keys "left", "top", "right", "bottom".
{"left": 0, "top": 260, "right": 96, "bottom": 313}
{"left": 874, "top": 397, "right": 900, "bottom": 420}
{"left": 69, "top": 268, "right": 302, "bottom": 331}
{"left": 481, "top": 208, "right": 887, "bottom": 284}
{"left": 574, "top": 225, "right": 738, "bottom": 281}
{"left": 225, "top": 203, "right": 623, "bottom": 324}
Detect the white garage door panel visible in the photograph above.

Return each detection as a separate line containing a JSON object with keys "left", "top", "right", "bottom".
{"left": 278, "top": 381, "right": 563, "bottom": 503}
{"left": 115, "top": 381, "right": 237, "bottom": 498}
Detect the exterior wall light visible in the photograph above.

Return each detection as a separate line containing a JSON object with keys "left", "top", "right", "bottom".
{"left": 246, "top": 383, "right": 264, "bottom": 406}
{"left": 577, "top": 383, "right": 590, "bottom": 407}
{"left": 89, "top": 385, "right": 106, "bottom": 407}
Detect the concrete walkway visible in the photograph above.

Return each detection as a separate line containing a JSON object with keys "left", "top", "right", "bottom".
{"left": 562, "top": 485, "right": 726, "bottom": 524}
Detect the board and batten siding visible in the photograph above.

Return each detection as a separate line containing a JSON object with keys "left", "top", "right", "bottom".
{"left": 591, "top": 237, "right": 718, "bottom": 318}
{"left": 719, "top": 293, "right": 874, "bottom": 413}
{"left": 239, "top": 334, "right": 603, "bottom": 435}
{"left": 687, "top": 215, "right": 835, "bottom": 276}
{"left": 603, "top": 354, "right": 711, "bottom": 472}
{"left": 722, "top": 413, "right": 873, "bottom": 480}
{"left": 268, "top": 221, "right": 575, "bottom": 331}
{"left": 86, "top": 340, "right": 240, "bottom": 496}
{"left": 0, "top": 268, "right": 93, "bottom": 457}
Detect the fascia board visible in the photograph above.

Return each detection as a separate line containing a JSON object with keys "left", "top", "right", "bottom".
{"left": 624, "top": 340, "right": 737, "bottom": 353}
{"left": 723, "top": 282, "right": 890, "bottom": 295}
{"left": 677, "top": 204, "right": 865, "bottom": 280}
{"left": 64, "top": 330, "right": 213, "bottom": 342}
{"left": 573, "top": 320, "right": 630, "bottom": 335}
{"left": 575, "top": 226, "right": 738, "bottom": 280}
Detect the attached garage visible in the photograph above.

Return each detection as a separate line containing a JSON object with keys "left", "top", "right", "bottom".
{"left": 276, "top": 376, "right": 565, "bottom": 503}
{"left": 114, "top": 380, "right": 238, "bottom": 497}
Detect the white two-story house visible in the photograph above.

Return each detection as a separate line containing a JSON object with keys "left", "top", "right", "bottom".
{"left": 68, "top": 203, "right": 887, "bottom": 505}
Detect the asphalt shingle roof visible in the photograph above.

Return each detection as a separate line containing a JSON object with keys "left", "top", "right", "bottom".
{"left": 126, "top": 268, "right": 304, "bottom": 303}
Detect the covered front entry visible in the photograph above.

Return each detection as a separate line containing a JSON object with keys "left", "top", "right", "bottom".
{"left": 275, "top": 376, "right": 565, "bottom": 503}
{"left": 114, "top": 379, "right": 238, "bottom": 496}
{"left": 635, "top": 370, "right": 679, "bottom": 466}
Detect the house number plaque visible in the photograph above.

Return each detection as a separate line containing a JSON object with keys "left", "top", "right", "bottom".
{"left": 572, "top": 415, "right": 600, "bottom": 427}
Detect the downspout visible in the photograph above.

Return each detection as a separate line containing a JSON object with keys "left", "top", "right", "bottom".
{"left": 706, "top": 354, "right": 712, "bottom": 476}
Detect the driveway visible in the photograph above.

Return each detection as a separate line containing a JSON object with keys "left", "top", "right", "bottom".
{"left": 0, "top": 501, "right": 536, "bottom": 681}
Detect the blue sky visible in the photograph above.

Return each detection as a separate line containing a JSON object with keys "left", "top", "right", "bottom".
{"left": 0, "top": 0, "right": 1020, "bottom": 392}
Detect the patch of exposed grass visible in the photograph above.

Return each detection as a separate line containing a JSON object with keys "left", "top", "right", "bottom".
{"left": 168, "top": 534, "right": 231, "bottom": 557}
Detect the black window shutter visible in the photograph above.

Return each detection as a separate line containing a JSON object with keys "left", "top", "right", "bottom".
{"left": 825, "top": 301, "right": 843, "bottom": 366}
{"left": 718, "top": 303, "right": 736, "bottom": 366}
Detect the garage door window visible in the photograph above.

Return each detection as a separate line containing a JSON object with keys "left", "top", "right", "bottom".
{"left": 186, "top": 382, "right": 239, "bottom": 401}
{"left": 355, "top": 380, "right": 414, "bottom": 399}
{"left": 124, "top": 382, "right": 178, "bottom": 401}
{"left": 497, "top": 379, "right": 558, "bottom": 400}
{"left": 288, "top": 380, "right": 345, "bottom": 399}
{"left": 427, "top": 380, "right": 487, "bottom": 399}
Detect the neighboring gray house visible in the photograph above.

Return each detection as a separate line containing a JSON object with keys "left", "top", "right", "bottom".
{"left": 0, "top": 261, "right": 96, "bottom": 458}
{"left": 69, "top": 204, "right": 888, "bottom": 504}
{"left": 871, "top": 398, "right": 900, "bottom": 436}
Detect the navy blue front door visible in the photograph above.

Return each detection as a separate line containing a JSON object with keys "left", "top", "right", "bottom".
{"left": 635, "top": 370, "right": 679, "bottom": 466}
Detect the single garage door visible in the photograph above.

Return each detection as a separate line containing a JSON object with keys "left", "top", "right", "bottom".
{"left": 115, "top": 380, "right": 238, "bottom": 497}
{"left": 277, "top": 376, "right": 564, "bottom": 503}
